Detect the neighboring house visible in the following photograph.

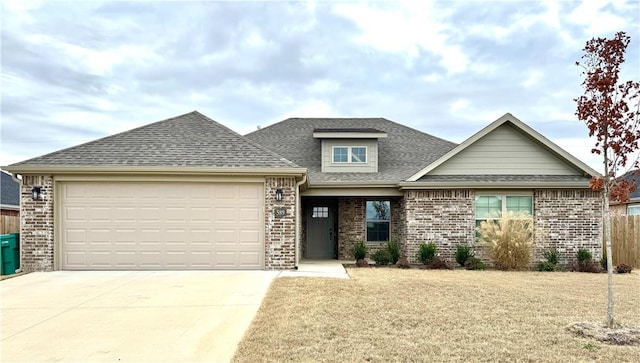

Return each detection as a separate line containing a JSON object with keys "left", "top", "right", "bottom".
{"left": 1, "top": 170, "right": 20, "bottom": 217}
{"left": 3, "top": 111, "right": 602, "bottom": 272}
{"left": 610, "top": 169, "right": 640, "bottom": 216}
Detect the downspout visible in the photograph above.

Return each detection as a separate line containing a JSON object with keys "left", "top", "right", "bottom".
{"left": 294, "top": 173, "right": 307, "bottom": 269}
{"left": 10, "top": 173, "right": 23, "bottom": 274}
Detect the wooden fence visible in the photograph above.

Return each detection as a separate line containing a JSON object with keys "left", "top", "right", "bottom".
{"left": 0, "top": 215, "right": 20, "bottom": 235}
{"left": 608, "top": 215, "right": 640, "bottom": 268}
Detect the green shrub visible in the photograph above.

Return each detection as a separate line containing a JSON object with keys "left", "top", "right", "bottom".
{"left": 542, "top": 248, "right": 559, "bottom": 265}
{"left": 575, "top": 248, "right": 601, "bottom": 272}
{"left": 537, "top": 248, "right": 559, "bottom": 272}
{"left": 353, "top": 241, "right": 368, "bottom": 260}
{"left": 537, "top": 261, "right": 556, "bottom": 272}
{"left": 371, "top": 250, "right": 392, "bottom": 266}
{"left": 477, "top": 211, "right": 533, "bottom": 270}
{"left": 600, "top": 253, "right": 608, "bottom": 270}
{"left": 418, "top": 242, "right": 437, "bottom": 264}
{"left": 425, "top": 257, "right": 452, "bottom": 270}
{"left": 577, "top": 248, "right": 592, "bottom": 263}
{"left": 386, "top": 241, "right": 401, "bottom": 264}
{"left": 455, "top": 245, "right": 474, "bottom": 267}
{"left": 464, "top": 257, "right": 486, "bottom": 270}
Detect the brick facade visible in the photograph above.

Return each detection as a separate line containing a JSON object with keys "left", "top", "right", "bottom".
{"left": 16, "top": 172, "right": 600, "bottom": 271}
{"left": 534, "top": 189, "right": 602, "bottom": 265}
{"left": 402, "top": 190, "right": 475, "bottom": 264}
{"left": 336, "top": 197, "right": 401, "bottom": 260}
{"left": 399, "top": 188, "right": 602, "bottom": 267}
{"left": 20, "top": 175, "right": 55, "bottom": 272}
{"left": 264, "top": 177, "right": 297, "bottom": 269}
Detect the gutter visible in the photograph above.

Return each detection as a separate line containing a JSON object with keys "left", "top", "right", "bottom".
{"left": 1, "top": 166, "right": 307, "bottom": 177}
{"left": 309, "top": 181, "right": 399, "bottom": 188}
{"left": 398, "top": 181, "right": 592, "bottom": 189}
{"left": 294, "top": 173, "right": 307, "bottom": 270}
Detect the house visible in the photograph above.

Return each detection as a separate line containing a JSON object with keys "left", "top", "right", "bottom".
{"left": 3, "top": 111, "right": 602, "bottom": 272}
{"left": 1, "top": 170, "right": 20, "bottom": 217}
{"left": 610, "top": 170, "right": 640, "bottom": 216}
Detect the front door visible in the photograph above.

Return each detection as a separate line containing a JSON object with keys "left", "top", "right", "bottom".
{"left": 306, "top": 201, "right": 337, "bottom": 259}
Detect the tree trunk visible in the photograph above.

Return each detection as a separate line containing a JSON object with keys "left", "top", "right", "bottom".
{"left": 603, "top": 156, "right": 615, "bottom": 328}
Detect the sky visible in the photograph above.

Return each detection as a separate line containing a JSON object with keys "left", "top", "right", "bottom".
{"left": 1, "top": 0, "right": 639, "bottom": 173}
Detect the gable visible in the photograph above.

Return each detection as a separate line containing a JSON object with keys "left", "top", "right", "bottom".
{"left": 407, "top": 113, "right": 600, "bottom": 182}
{"left": 429, "top": 123, "right": 580, "bottom": 176}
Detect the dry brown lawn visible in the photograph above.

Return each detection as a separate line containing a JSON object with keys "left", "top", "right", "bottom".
{"left": 233, "top": 269, "right": 640, "bottom": 363}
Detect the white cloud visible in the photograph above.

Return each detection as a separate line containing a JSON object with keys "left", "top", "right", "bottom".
{"left": 448, "top": 99, "right": 470, "bottom": 113}
{"left": 307, "top": 79, "right": 341, "bottom": 94}
{"left": 332, "top": 1, "right": 469, "bottom": 74}
{"left": 1, "top": 0, "right": 637, "bottom": 169}
{"left": 521, "top": 70, "right": 543, "bottom": 88}
{"left": 284, "top": 99, "right": 338, "bottom": 118}
{"left": 554, "top": 137, "right": 602, "bottom": 173}
{"left": 567, "top": 0, "right": 629, "bottom": 36}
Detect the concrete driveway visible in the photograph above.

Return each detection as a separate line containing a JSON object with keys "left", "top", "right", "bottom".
{"left": 0, "top": 270, "right": 278, "bottom": 363}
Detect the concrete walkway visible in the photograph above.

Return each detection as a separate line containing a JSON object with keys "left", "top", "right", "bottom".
{"left": 1, "top": 270, "right": 278, "bottom": 363}
{"left": 279, "top": 259, "right": 350, "bottom": 279}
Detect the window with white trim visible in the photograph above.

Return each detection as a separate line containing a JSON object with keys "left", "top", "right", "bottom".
{"left": 366, "top": 201, "right": 390, "bottom": 242}
{"left": 628, "top": 205, "right": 640, "bottom": 215}
{"left": 332, "top": 146, "right": 367, "bottom": 163}
{"left": 475, "top": 194, "right": 533, "bottom": 229}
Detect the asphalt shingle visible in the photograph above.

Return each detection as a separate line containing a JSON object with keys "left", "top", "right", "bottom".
{"left": 1, "top": 171, "right": 20, "bottom": 206}
{"left": 246, "top": 118, "right": 457, "bottom": 183}
{"left": 9, "top": 111, "right": 299, "bottom": 169}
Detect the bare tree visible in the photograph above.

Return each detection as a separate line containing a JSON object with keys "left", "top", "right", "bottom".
{"left": 575, "top": 31, "right": 640, "bottom": 328}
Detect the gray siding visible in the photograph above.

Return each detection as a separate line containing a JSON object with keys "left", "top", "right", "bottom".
{"left": 430, "top": 124, "right": 579, "bottom": 175}
{"left": 321, "top": 139, "right": 378, "bottom": 173}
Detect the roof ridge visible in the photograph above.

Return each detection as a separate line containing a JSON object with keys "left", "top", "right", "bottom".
{"left": 195, "top": 113, "right": 301, "bottom": 168}
{"left": 245, "top": 117, "right": 390, "bottom": 137}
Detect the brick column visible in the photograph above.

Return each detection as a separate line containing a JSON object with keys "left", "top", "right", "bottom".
{"left": 337, "top": 198, "right": 365, "bottom": 259}
{"left": 20, "top": 175, "right": 55, "bottom": 272}
{"left": 264, "top": 177, "right": 297, "bottom": 269}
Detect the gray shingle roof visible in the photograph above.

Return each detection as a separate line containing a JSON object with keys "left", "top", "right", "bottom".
{"left": 620, "top": 169, "right": 640, "bottom": 199}
{"left": 9, "top": 111, "right": 299, "bottom": 169}
{"left": 1, "top": 171, "right": 20, "bottom": 206}
{"left": 246, "top": 118, "right": 457, "bottom": 183}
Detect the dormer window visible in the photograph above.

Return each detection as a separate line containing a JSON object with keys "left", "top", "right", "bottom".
{"left": 314, "top": 127, "right": 386, "bottom": 173}
{"left": 332, "top": 146, "right": 367, "bottom": 163}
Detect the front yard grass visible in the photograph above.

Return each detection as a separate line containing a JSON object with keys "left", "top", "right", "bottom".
{"left": 233, "top": 268, "right": 639, "bottom": 362}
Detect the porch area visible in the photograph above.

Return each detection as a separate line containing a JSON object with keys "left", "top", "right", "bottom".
{"left": 278, "top": 259, "right": 350, "bottom": 279}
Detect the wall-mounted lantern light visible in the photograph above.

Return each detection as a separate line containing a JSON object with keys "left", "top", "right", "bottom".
{"left": 31, "top": 186, "right": 42, "bottom": 201}
{"left": 275, "top": 188, "right": 283, "bottom": 201}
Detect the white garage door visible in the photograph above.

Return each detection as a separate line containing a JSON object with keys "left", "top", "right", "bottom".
{"left": 60, "top": 181, "right": 264, "bottom": 270}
